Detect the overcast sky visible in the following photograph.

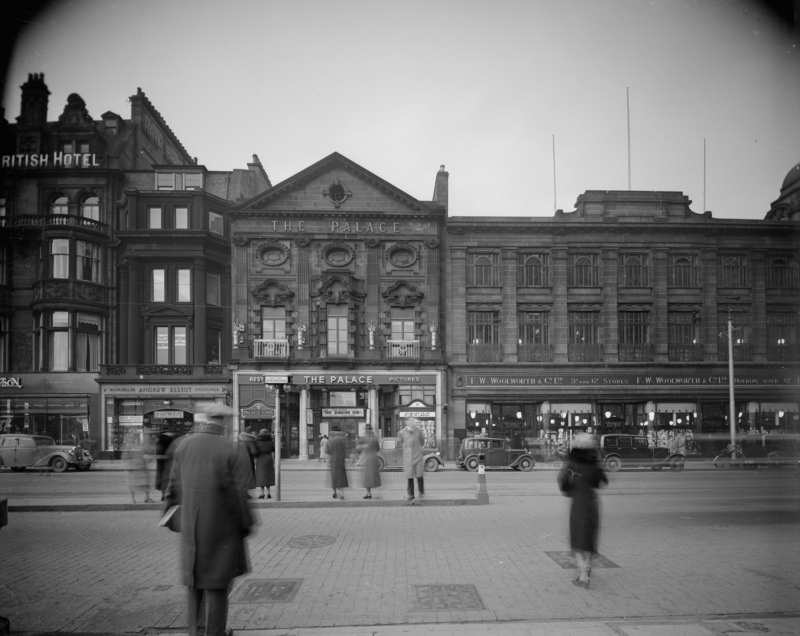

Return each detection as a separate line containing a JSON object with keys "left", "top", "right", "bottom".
{"left": 3, "top": 0, "right": 798, "bottom": 218}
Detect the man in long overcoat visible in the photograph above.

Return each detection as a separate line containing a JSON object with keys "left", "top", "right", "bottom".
{"left": 165, "top": 404, "right": 254, "bottom": 636}
{"left": 398, "top": 419, "right": 425, "bottom": 500}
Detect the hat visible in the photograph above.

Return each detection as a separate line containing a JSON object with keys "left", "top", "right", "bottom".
{"left": 204, "top": 403, "right": 234, "bottom": 419}
{"left": 572, "top": 433, "right": 596, "bottom": 449}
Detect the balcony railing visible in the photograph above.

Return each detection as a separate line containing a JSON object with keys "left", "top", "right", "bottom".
{"left": 387, "top": 340, "right": 420, "bottom": 359}
{"left": 766, "top": 344, "right": 800, "bottom": 361}
{"left": 718, "top": 343, "right": 753, "bottom": 362}
{"left": 467, "top": 344, "right": 503, "bottom": 362}
{"left": 517, "top": 344, "right": 554, "bottom": 362}
{"left": 618, "top": 343, "right": 654, "bottom": 362}
{"left": 568, "top": 343, "right": 604, "bottom": 362}
{"left": 253, "top": 339, "right": 290, "bottom": 359}
{"left": 668, "top": 343, "right": 704, "bottom": 362}
{"left": 13, "top": 214, "right": 108, "bottom": 233}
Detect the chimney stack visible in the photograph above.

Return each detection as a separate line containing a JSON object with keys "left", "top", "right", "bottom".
{"left": 433, "top": 164, "right": 449, "bottom": 212}
{"left": 17, "top": 73, "right": 50, "bottom": 128}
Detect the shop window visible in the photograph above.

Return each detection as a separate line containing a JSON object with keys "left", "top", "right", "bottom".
{"left": 568, "top": 253, "right": 599, "bottom": 287}
{"left": 518, "top": 253, "right": 550, "bottom": 287}
{"left": 767, "top": 255, "right": 799, "bottom": 289}
{"left": 467, "top": 252, "right": 500, "bottom": 286}
{"left": 327, "top": 304, "right": 348, "bottom": 356}
{"left": 669, "top": 253, "right": 699, "bottom": 288}
{"left": 148, "top": 206, "right": 162, "bottom": 229}
{"left": 621, "top": 253, "right": 649, "bottom": 287}
{"left": 719, "top": 254, "right": 749, "bottom": 288}
{"left": 155, "top": 325, "right": 187, "bottom": 364}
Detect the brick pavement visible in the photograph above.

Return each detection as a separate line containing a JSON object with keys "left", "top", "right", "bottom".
{"left": 1, "top": 467, "right": 799, "bottom": 636}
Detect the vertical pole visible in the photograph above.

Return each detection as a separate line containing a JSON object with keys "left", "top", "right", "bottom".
{"left": 727, "top": 310, "right": 736, "bottom": 456}
{"left": 552, "top": 133, "right": 557, "bottom": 213}
{"left": 703, "top": 138, "right": 707, "bottom": 212}
{"left": 272, "top": 385, "right": 282, "bottom": 501}
{"left": 626, "top": 87, "right": 631, "bottom": 190}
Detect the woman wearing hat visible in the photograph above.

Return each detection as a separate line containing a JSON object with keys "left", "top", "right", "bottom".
{"left": 254, "top": 429, "right": 275, "bottom": 499}
{"left": 558, "top": 432, "right": 608, "bottom": 589}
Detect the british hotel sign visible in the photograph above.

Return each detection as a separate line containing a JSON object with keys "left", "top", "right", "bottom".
{"left": 1, "top": 152, "right": 102, "bottom": 169}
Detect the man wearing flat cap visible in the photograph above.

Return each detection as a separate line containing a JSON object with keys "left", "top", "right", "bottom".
{"left": 164, "top": 403, "right": 254, "bottom": 636}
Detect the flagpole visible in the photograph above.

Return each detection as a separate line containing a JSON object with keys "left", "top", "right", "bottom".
{"left": 627, "top": 87, "right": 631, "bottom": 190}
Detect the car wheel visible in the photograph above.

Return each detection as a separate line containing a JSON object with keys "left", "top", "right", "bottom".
{"left": 670, "top": 456, "right": 685, "bottom": 472}
{"left": 50, "top": 456, "right": 68, "bottom": 473}
{"left": 604, "top": 456, "right": 622, "bottom": 472}
{"left": 518, "top": 457, "right": 534, "bottom": 472}
{"left": 465, "top": 456, "right": 480, "bottom": 472}
{"left": 424, "top": 457, "right": 439, "bottom": 472}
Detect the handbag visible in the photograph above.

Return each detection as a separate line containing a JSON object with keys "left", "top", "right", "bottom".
{"left": 159, "top": 505, "right": 181, "bottom": 532}
{"left": 557, "top": 466, "right": 581, "bottom": 496}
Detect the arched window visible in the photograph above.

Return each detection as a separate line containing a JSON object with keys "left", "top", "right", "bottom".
{"left": 80, "top": 195, "right": 100, "bottom": 222}
{"left": 50, "top": 195, "right": 69, "bottom": 217}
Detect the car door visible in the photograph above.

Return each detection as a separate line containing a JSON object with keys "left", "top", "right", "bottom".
{"left": 632, "top": 436, "right": 653, "bottom": 465}
{"left": 0, "top": 436, "right": 19, "bottom": 467}
{"left": 380, "top": 438, "right": 400, "bottom": 468}
{"left": 485, "top": 439, "right": 506, "bottom": 467}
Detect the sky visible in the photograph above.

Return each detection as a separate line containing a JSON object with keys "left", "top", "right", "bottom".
{"left": 3, "top": 0, "right": 799, "bottom": 219}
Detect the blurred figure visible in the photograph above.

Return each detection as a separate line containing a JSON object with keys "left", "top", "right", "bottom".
{"left": 559, "top": 432, "right": 608, "bottom": 589}
{"left": 327, "top": 426, "right": 348, "bottom": 500}
{"left": 238, "top": 429, "right": 258, "bottom": 495}
{"left": 154, "top": 431, "right": 177, "bottom": 501}
{"left": 398, "top": 420, "right": 425, "bottom": 501}
{"left": 254, "top": 429, "right": 274, "bottom": 499}
{"left": 164, "top": 404, "right": 254, "bottom": 636}
{"left": 126, "top": 447, "right": 153, "bottom": 504}
{"left": 357, "top": 425, "right": 381, "bottom": 499}
{"left": 319, "top": 434, "right": 329, "bottom": 463}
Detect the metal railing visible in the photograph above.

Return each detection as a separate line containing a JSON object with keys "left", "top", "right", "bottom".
{"left": 253, "top": 339, "right": 290, "bottom": 359}
{"left": 387, "top": 340, "right": 420, "bottom": 359}
{"left": 517, "top": 344, "right": 554, "bottom": 362}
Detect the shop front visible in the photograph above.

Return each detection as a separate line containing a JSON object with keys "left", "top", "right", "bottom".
{"left": 231, "top": 369, "right": 445, "bottom": 460}
{"left": 452, "top": 367, "right": 800, "bottom": 462}
{"left": 0, "top": 373, "right": 99, "bottom": 453}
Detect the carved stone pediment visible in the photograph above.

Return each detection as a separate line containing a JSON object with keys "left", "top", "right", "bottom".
{"left": 311, "top": 274, "right": 366, "bottom": 304}
{"left": 252, "top": 279, "right": 295, "bottom": 306}
{"left": 382, "top": 281, "right": 424, "bottom": 308}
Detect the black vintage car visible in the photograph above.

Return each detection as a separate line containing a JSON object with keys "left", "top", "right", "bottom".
{"left": 599, "top": 434, "right": 685, "bottom": 472}
{"left": 455, "top": 437, "right": 535, "bottom": 472}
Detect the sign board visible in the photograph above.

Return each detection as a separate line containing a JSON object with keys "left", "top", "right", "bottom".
{"left": 322, "top": 407, "right": 366, "bottom": 418}
{"left": 153, "top": 410, "right": 184, "bottom": 419}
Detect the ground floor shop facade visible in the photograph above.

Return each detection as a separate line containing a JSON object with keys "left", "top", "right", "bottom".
{"left": 449, "top": 364, "right": 800, "bottom": 462}
{"left": 231, "top": 368, "right": 445, "bottom": 460}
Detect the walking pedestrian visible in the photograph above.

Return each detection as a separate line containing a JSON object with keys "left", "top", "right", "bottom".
{"left": 154, "top": 431, "right": 177, "bottom": 501}
{"left": 164, "top": 404, "right": 254, "bottom": 636}
{"left": 254, "top": 429, "right": 275, "bottom": 499}
{"left": 557, "top": 432, "right": 608, "bottom": 589}
{"left": 357, "top": 425, "right": 381, "bottom": 499}
{"left": 327, "top": 426, "right": 348, "bottom": 499}
{"left": 398, "top": 419, "right": 425, "bottom": 501}
{"left": 238, "top": 429, "right": 259, "bottom": 496}
{"left": 126, "top": 446, "right": 153, "bottom": 504}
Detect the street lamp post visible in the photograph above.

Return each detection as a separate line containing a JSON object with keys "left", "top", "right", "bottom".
{"left": 726, "top": 308, "right": 737, "bottom": 457}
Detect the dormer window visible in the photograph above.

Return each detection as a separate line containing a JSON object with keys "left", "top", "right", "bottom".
{"left": 155, "top": 171, "right": 204, "bottom": 191}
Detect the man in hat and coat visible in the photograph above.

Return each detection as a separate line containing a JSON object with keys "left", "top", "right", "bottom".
{"left": 164, "top": 403, "right": 254, "bottom": 636}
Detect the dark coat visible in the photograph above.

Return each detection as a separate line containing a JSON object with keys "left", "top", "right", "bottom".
{"left": 165, "top": 428, "right": 254, "bottom": 590}
{"left": 560, "top": 448, "right": 608, "bottom": 553}
{"left": 154, "top": 432, "right": 177, "bottom": 491}
{"left": 254, "top": 435, "right": 275, "bottom": 487}
{"left": 358, "top": 434, "right": 381, "bottom": 489}
{"left": 327, "top": 431, "right": 348, "bottom": 489}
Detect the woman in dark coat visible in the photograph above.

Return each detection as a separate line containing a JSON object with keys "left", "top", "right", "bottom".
{"left": 154, "top": 431, "right": 176, "bottom": 500}
{"left": 357, "top": 425, "right": 381, "bottom": 499}
{"left": 327, "top": 426, "right": 348, "bottom": 499}
{"left": 254, "top": 429, "right": 275, "bottom": 499}
{"left": 558, "top": 432, "right": 608, "bottom": 588}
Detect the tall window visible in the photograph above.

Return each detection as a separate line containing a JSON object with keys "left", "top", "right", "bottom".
{"left": 50, "top": 239, "right": 70, "bottom": 278}
{"left": 468, "top": 311, "right": 499, "bottom": 345}
{"left": 48, "top": 311, "right": 70, "bottom": 371}
{"left": 327, "top": 304, "right": 349, "bottom": 356}
{"left": 206, "top": 328, "right": 221, "bottom": 364}
{"left": 152, "top": 269, "right": 165, "bottom": 302}
{"left": 518, "top": 311, "right": 549, "bottom": 344}
{"left": 619, "top": 311, "right": 649, "bottom": 345}
{"left": 0, "top": 245, "right": 7, "bottom": 286}
{"left": 518, "top": 253, "right": 550, "bottom": 287}
{"left": 155, "top": 326, "right": 187, "bottom": 364}
{"left": 669, "top": 253, "right": 699, "bottom": 287}
{"left": 80, "top": 196, "right": 99, "bottom": 222}
{"left": 261, "top": 307, "right": 286, "bottom": 340}
{"left": 468, "top": 252, "right": 500, "bottom": 286}
{"left": 177, "top": 269, "right": 191, "bottom": 302}
{"left": 148, "top": 206, "right": 162, "bottom": 229}
{"left": 76, "top": 240, "right": 101, "bottom": 282}
{"left": 50, "top": 195, "right": 69, "bottom": 216}
{"left": 391, "top": 308, "right": 415, "bottom": 340}
{"left": 718, "top": 309, "right": 752, "bottom": 360}
{"left": 767, "top": 255, "right": 799, "bottom": 289}
{"left": 0, "top": 196, "right": 7, "bottom": 227}
{"left": 621, "top": 254, "right": 649, "bottom": 287}
{"left": 209, "top": 211, "right": 223, "bottom": 235}
{"left": 75, "top": 313, "right": 101, "bottom": 372}
{"left": 206, "top": 273, "right": 221, "bottom": 306}
{"left": 569, "top": 311, "right": 599, "bottom": 344}
{"left": 766, "top": 311, "right": 799, "bottom": 361}
{"left": 569, "top": 253, "right": 599, "bottom": 287}
{"left": 174, "top": 206, "right": 189, "bottom": 229}
{"left": 0, "top": 317, "right": 7, "bottom": 372}
{"left": 719, "top": 254, "right": 749, "bottom": 288}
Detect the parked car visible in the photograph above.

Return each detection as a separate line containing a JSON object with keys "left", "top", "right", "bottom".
{"left": 377, "top": 436, "right": 444, "bottom": 472}
{"left": 455, "top": 437, "right": 535, "bottom": 472}
{"left": 599, "top": 434, "right": 684, "bottom": 472}
{"left": 0, "top": 434, "right": 93, "bottom": 472}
